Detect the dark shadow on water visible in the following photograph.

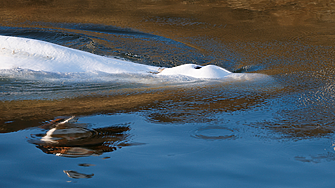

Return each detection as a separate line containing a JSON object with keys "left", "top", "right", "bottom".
{"left": 28, "top": 116, "right": 138, "bottom": 158}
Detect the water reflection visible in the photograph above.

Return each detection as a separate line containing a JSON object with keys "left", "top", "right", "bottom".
{"left": 78, "top": 163, "right": 96, "bottom": 167}
{"left": 143, "top": 85, "right": 272, "bottom": 123}
{"left": 192, "top": 126, "right": 236, "bottom": 140}
{"left": 226, "top": 0, "right": 335, "bottom": 24}
{"left": 29, "top": 116, "right": 133, "bottom": 158}
{"left": 63, "top": 170, "right": 94, "bottom": 179}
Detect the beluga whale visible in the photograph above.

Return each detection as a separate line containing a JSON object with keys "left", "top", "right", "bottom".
{"left": 0, "top": 35, "right": 265, "bottom": 81}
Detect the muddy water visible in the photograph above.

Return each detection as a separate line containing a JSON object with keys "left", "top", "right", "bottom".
{"left": 1, "top": 1, "right": 335, "bottom": 187}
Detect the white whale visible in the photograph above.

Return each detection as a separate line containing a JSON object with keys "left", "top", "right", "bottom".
{"left": 158, "top": 64, "right": 231, "bottom": 79}
{"left": 0, "top": 35, "right": 159, "bottom": 74}
{"left": 0, "top": 35, "right": 263, "bottom": 80}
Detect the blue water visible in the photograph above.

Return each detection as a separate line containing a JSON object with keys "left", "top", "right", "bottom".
{"left": 2, "top": 112, "right": 335, "bottom": 188}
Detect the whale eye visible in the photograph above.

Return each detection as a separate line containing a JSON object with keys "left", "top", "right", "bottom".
{"left": 194, "top": 65, "right": 202, "bottom": 69}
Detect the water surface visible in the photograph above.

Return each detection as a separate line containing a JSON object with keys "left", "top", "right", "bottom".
{"left": 1, "top": 1, "right": 335, "bottom": 187}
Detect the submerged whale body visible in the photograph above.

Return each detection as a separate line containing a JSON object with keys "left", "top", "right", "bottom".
{"left": 0, "top": 35, "right": 262, "bottom": 80}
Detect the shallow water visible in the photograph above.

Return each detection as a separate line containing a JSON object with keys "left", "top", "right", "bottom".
{"left": 1, "top": 0, "right": 335, "bottom": 187}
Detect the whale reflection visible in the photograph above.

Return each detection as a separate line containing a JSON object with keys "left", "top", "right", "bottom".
{"left": 29, "top": 116, "right": 135, "bottom": 158}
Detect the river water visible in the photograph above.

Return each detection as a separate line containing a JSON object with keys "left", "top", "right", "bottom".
{"left": 1, "top": 0, "right": 335, "bottom": 187}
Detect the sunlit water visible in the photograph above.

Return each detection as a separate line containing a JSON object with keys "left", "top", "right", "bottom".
{"left": 2, "top": 1, "right": 335, "bottom": 187}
